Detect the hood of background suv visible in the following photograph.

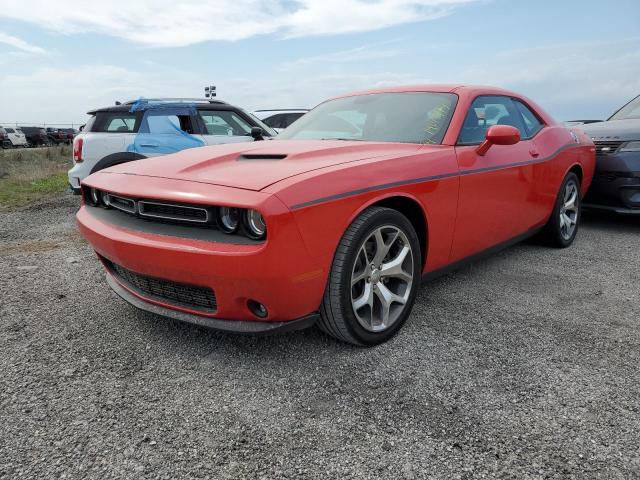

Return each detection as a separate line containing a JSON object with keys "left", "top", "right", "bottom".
{"left": 581, "top": 119, "right": 640, "bottom": 141}
{"left": 103, "top": 140, "right": 425, "bottom": 191}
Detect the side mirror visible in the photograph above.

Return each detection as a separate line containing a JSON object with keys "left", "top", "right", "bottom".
{"left": 250, "top": 127, "right": 264, "bottom": 141}
{"left": 476, "top": 125, "right": 520, "bottom": 156}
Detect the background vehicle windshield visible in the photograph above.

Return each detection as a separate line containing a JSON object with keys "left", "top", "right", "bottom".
{"left": 277, "top": 92, "right": 457, "bottom": 144}
{"left": 609, "top": 95, "right": 640, "bottom": 120}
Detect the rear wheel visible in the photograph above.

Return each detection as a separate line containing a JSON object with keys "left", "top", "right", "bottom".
{"left": 319, "top": 207, "right": 421, "bottom": 346}
{"left": 538, "top": 172, "right": 581, "bottom": 248}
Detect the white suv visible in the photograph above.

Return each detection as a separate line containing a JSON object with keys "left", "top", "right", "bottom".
{"left": 68, "top": 98, "right": 276, "bottom": 194}
{"left": 1, "top": 127, "right": 28, "bottom": 147}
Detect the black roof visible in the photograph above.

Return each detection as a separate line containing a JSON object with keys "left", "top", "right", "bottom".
{"left": 88, "top": 98, "right": 231, "bottom": 115}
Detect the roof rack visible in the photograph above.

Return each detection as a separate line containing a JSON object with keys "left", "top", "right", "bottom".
{"left": 121, "top": 98, "right": 228, "bottom": 105}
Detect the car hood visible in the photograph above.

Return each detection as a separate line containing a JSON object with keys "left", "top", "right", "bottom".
{"left": 580, "top": 118, "right": 640, "bottom": 141}
{"left": 104, "top": 140, "right": 424, "bottom": 191}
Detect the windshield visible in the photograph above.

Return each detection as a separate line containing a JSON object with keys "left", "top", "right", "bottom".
{"left": 277, "top": 92, "right": 457, "bottom": 144}
{"left": 609, "top": 95, "right": 640, "bottom": 121}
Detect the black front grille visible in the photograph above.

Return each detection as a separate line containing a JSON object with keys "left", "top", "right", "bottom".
{"left": 107, "top": 194, "right": 136, "bottom": 213}
{"left": 138, "top": 201, "right": 208, "bottom": 223}
{"left": 593, "top": 141, "right": 624, "bottom": 157}
{"left": 106, "top": 260, "right": 217, "bottom": 313}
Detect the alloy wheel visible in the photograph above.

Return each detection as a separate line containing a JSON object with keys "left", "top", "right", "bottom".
{"left": 559, "top": 179, "right": 579, "bottom": 240}
{"left": 350, "top": 225, "right": 414, "bottom": 332}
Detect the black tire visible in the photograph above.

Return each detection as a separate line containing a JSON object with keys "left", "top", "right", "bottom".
{"left": 318, "top": 206, "right": 422, "bottom": 346}
{"left": 538, "top": 172, "right": 581, "bottom": 248}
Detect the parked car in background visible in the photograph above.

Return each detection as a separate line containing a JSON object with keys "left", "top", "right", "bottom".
{"left": 562, "top": 120, "right": 602, "bottom": 127}
{"left": 21, "top": 126, "right": 50, "bottom": 147}
{"left": 77, "top": 85, "right": 594, "bottom": 345}
{"left": 46, "top": 127, "right": 69, "bottom": 145}
{"left": 68, "top": 98, "right": 276, "bottom": 194}
{"left": 3, "top": 127, "right": 28, "bottom": 147}
{"left": 0, "top": 127, "right": 11, "bottom": 148}
{"left": 58, "top": 128, "right": 78, "bottom": 142}
{"left": 253, "top": 109, "right": 308, "bottom": 132}
{"left": 581, "top": 94, "right": 640, "bottom": 214}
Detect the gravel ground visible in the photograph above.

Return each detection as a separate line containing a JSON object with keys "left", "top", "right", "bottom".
{"left": 1, "top": 194, "right": 639, "bottom": 479}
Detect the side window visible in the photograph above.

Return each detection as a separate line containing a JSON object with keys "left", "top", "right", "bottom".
{"left": 143, "top": 114, "right": 193, "bottom": 134}
{"left": 5, "top": 128, "right": 14, "bottom": 133}
{"left": 457, "top": 96, "right": 527, "bottom": 145}
{"left": 514, "top": 100, "right": 544, "bottom": 138}
{"left": 198, "top": 110, "right": 252, "bottom": 136}
{"left": 262, "top": 114, "right": 285, "bottom": 129}
{"left": 284, "top": 113, "right": 305, "bottom": 128}
{"left": 103, "top": 114, "right": 137, "bottom": 132}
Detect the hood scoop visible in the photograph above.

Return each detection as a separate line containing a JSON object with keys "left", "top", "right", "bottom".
{"left": 238, "top": 153, "right": 287, "bottom": 161}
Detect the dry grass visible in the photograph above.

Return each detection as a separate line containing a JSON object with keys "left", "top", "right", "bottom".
{"left": 0, "top": 229, "right": 85, "bottom": 257}
{"left": 0, "top": 145, "right": 72, "bottom": 208}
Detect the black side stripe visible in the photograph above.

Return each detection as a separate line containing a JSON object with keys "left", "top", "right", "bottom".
{"left": 289, "top": 142, "right": 581, "bottom": 210}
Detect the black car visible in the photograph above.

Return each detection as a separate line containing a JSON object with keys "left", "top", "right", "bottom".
{"left": 581, "top": 95, "right": 640, "bottom": 215}
{"left": 20, "top": 126, "right": 50, "bottom": 147}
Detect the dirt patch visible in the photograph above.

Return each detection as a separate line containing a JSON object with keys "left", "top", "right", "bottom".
{"left": 0, "top": 229, "right": 82, "bottom": 256}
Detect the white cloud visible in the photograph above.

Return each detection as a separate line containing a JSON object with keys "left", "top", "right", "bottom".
{"left": 0, "top": 65, "right": 147, "bottom": 124}
{"left": 450, "top": 38, "right": 640, "bottom": 120}
{"left": 280, "top": 40, "right": 403, "bottom": 70}
{"left": 0, "top": 32, "right": 45, "bottom": 54}
{"left": 0, "top": 0, "right": 478, "bottom": 47}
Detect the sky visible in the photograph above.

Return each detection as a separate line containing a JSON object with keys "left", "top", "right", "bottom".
{"left": 0, "top": 0, "right": 639, "bottom": 126}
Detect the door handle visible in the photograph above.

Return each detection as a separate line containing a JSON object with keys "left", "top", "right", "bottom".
{"left": 140, "top": 143, "right": 158, "bottom": 148}
{"left": 529, "top": 149, "right": 540, "bottom": 158}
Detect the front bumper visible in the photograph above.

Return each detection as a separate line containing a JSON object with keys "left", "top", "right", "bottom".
{"left": 583, "top": 150, "right": 640, "bottom": 214}
{"left": 106, "top": 273, "right": 318, "bottom": 333}
{"left": 76, "top": 175, "right": 330, "bottom": 326}
{"left": 582, "top": 202, "right": 640, "bottom": 215}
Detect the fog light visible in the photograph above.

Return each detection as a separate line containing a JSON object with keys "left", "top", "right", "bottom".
{"left": 247, "top": 299, "right": 268, "bottom": 318}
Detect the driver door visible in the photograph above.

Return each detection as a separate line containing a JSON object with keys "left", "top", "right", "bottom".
{"left": 450, "top": 95, "right": 539, "bottom": 262}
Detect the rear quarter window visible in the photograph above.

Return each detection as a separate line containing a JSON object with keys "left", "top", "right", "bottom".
{"left": 513, "top": 100, "right": 544, "bottom": 138}
{"left": 90, "top": 112, "right": 140, "bottom": 133}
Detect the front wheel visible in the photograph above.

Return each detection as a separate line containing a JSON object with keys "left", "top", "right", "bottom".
{"left": 538, "top": 172, "right": 581, "bottom": 248}
{"left": 319, "top": 207, "right": 421, "bottom": 346}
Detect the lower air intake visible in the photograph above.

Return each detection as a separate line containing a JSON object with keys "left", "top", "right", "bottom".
{"left": 105, "top": 260, "right": 217, "bottom": 313}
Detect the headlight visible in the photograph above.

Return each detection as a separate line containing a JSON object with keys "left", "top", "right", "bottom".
{"left": 90, "top": 188, "right": 100, "bottom": 205}
{"left": 620, "top": 141, "right": 640, "bottom": 152}
{"left": 244, "top": 209, "right": 266, "bottom": 239}
{"left": 218, "top": 206, "right": 240, "bottom": 233}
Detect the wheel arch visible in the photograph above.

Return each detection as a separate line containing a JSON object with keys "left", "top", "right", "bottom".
{"left": 90, "top": 151, "right": 147, "bottom": 175}
{"left": 356, "top": 193, "right": 429, "bottom": 269}
{"left": 567, "top": 163, "right": 583, "bottom": 184}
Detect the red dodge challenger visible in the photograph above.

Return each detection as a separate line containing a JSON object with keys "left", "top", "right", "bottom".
{"left": 77, "top": 85, "right": 595, "bottom": 346}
